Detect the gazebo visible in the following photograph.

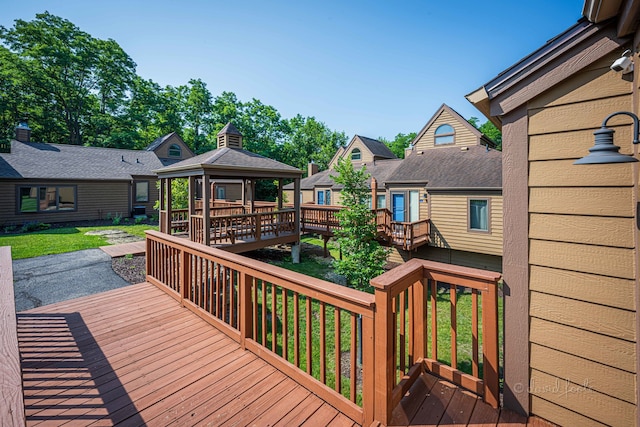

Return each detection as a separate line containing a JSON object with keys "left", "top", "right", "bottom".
{"left": 155, "top": 123, "right": 303, "bottom": 261}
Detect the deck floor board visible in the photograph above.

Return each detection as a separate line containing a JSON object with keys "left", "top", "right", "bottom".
{"left": 18, "top": 281, "right": 550, "bottom": 426}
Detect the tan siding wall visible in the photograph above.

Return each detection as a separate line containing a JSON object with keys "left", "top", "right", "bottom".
{"left": 527, "top": 53, "right": 637, "bottom": 425}
{"left": 0, "top": 180, "right": 131, "bottom": 225}
{"left": 428, "top": 193, "right": 503, "bottom": 256}
{"left": 388, "top": 246, "right": 502, "bottom": 272}
{"left": 414, "top": 109, "right": 478, "bottom": 150}
{"left": 152, "top": 134, "right": 193, "bottom": 161}
{"left": 346, "top": 137, "right": 374, "bottom": 164}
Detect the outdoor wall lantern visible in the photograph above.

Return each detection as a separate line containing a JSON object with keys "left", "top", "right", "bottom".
{"left": 574, "top": 111, "right": 639, "bottom": 164}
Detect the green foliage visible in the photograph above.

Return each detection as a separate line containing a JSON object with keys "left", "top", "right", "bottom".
{"left": 378, "top": 132, "right": 417, "bottom": 159}
{"left": 111, "top": 213, "right": 122, "bottom": 225}
{"left": 330, "top": 158, "right": 388, "bottom": 291}
{"left": 20, "top": 222, "right": 50, "bottom": 233}
{"left": 469, "top": 117, "right": 502, "bottom": 150}
{"left": 153, "top": 178, "right": 188, "bottom": 210}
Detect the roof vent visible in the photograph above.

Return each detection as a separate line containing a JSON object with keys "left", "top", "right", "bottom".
{"left": 121, "top": 155, "right": 125, "bottom": 162}
{"left": 136, "top": 158, "right": 140, "bottom": 163}
{"left": 460, "top": 147, "right": 469, "bottom": 151}
{"left": 217, "top": 122, "right": 243, "bottom": 149}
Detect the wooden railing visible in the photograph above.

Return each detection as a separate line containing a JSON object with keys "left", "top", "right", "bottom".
{"left": 371, "top": 258, "right": 500, "bottom": 423}
{"left": 300, "top": 205, "right": 342, "bottom": 235}
{"left": 301, "top": 206, "right": 430, "bottom": 251}
{"left": 0, "top": 246, "right": 26, "bottom": 426}
{"left": 146, "top": 231, "right": 501, "bottom": 425}
{"left": 146, "top": 231, "right": 376, "bottom": 424}
{"left": 390, "top": 219, "right": 430, "bottom": 251}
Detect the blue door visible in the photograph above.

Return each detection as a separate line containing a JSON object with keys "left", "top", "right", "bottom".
{"left": 392, "top": 193, "right": 405, "bottom": 221}
{"left": 317, "top": 190, "right": 324, "bottom": 205}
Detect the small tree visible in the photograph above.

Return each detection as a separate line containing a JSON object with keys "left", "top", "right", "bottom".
{"left": 330, "top": 158, "right": 388, "bottom": 291}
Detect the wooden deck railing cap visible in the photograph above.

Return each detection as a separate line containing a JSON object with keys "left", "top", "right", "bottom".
{"left": 370, "top": 258, "right": 424, "bottom": 290}
{"left": 146, "top": 230, "right": 375, "bottom": 308}
{"left": 0, "top": 246, "right": 26, "bottom": 426}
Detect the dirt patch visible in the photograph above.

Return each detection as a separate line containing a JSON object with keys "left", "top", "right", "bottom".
{"left": 112, "top": 255, "right": 146, "bottom": 284}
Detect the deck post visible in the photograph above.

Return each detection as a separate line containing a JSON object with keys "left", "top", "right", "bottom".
{"left": 202, "top": 174, "right": 210, "bottom": 246}
{"left": 361, "top": 313, "right": 375, "bottom": 426}
{"left": 373, "top": 285, "right": 394, "bottom": 424}
{"left": 482, "top": 279, "right": 500, "bottom": 408}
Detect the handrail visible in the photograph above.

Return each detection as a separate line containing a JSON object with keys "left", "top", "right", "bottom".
{"left": 370, "top": 258, "right": 501, "bottom": 424}
{"left": 145, "top": 231, "right": 501, "bottom": 426}
{"left": 146, "top": 230, "right": 375, "bottom": 424}
{"left": 0, "top": 246, "right": 26, "bottom": 426}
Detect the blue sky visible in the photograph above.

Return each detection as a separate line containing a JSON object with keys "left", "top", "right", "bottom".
{"left": 1, "top": 0, "right": 584, "bottom": 140}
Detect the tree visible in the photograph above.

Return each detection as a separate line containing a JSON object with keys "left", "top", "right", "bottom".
{"left": 282, "top": 115, "right": 347, "bottom": 173}
{"left": 330, "top": 158, "right": 388, "bottom": 291}
{"left": 379, "top": 132, "right": 417, "bottom": 159}
{"left": 469, "top": 117, "right": 502, "bottom": 150}
{"left": 182, "top": 78, "right": 212, "bottom": 153}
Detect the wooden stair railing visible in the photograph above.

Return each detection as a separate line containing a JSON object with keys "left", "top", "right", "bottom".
{"left": 0, "top": 246, "right": 26, "bottom": 426}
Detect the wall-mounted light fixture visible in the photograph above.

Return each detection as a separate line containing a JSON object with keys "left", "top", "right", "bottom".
{"left": 574, "top": 111, "right": 639, "bottom": 164}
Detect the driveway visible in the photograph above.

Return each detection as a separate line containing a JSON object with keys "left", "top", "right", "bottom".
{"left": 13, "top": 249, "right": 130, "bottom": 312}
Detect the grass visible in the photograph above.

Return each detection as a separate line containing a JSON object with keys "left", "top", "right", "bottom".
{"left": 301, "top": 234, "right": 341, "bottom": 260}
{"left": 0, "top": 224, "right": 158, "bottom": 260}
{"left": 258, "top": 237, "right": 504, "bottom": 402}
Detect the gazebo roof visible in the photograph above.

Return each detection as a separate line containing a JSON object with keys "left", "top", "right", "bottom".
{"left": 155, "top": 146, "right": 302, "bottom": 179}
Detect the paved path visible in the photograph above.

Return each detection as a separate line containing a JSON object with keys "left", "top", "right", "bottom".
{"left": 13, "top": 249, "right": 130, "bottom": 312}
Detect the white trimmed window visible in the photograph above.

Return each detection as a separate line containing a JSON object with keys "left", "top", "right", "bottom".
{"left": 469, "top": 198, "right": 489, "bottom": 232}
{"left": 434, "top": 124, "right": 455, "bottom": 145}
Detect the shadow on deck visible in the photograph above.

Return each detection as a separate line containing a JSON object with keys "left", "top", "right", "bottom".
{"left": 18, "top": 283, "right": 355, "bottom": 426}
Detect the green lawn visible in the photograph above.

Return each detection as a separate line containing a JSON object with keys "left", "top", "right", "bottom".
{"left": 0, "top": 224, "right": 158, "bottom": 259}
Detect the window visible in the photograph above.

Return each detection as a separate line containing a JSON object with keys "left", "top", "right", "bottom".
{"left": 376, "top": 194, "right": 386, "bottom": 209}
{"left": 409, "top": 191, "right": 419, "bottom": 222}
{"left": 19, "top": 186, "right": 76, "bottom": 213}
{"left": 216, "top": 186, "right": 226, "bottom": 200}
{"left": 317, "top": 190, "right": 325, "bottom": 205}
{"left": 469, "top": 199, "right": 489, "bottom": 232}
{"left": 135, "top": 181, "right": 149, "bottom": 202}
{"left": 168, "top": 144, "right": 182, "bottom": 157}
{"left": 351, "top": 148, "right": 361, "bottom": 161}
{"left": 435, "top": 124, "right": 455, "bottom": 145}
{"left": 325, "top": 190, "right": 331, "bottom": 205}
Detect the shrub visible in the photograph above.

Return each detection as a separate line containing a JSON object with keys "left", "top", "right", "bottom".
{"left": 112, "top": 213, "right": 122, "bottom": 225}
{"left": 20, "top": 222, "right": 51, "bottom": 233}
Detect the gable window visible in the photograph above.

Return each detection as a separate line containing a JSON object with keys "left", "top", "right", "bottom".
{"left": 19, "top": 186, "right": 76, "bottom": 213}
{"left": 168, "top": 144, "right": 182, "bottom": 157}
{"left": 435, "top": 124, "right": 455, "bottom": 145}
{"left": 351, "top": 148, "right": 361, "bottom": 161}
{"left": 135, "top": 181, "right": 149, "bottom": 202}
{"left": 469, "top": 198, "right": 489, "bottom": 232}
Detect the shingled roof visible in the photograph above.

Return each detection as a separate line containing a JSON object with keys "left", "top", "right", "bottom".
{"left": 284, "top": 159, "right": 403, "bottom": 191}
{"left": 217, "top": 122, "right": 242, "bottom": 136}
{"left": 156, "top": 146, "right": 301, "bottom": 178}
{"left": 0, "top": 140, "right": 165, "bottom": 181}
{"left": 356, "top": 135, "right": 397, "bottom": 159}
{"left": 145, "top": 132, "right": 177, "bottom": 151}
{"left": 386, "top": 145, "right": 501, "bottom": 188}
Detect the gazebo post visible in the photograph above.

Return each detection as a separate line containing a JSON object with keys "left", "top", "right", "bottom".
{"left": 249, "top": 180, "right": 255, "bottom": 213}
{"left": 166, "top": 178, "right": 172, "bottom": 235}
{"left": 188, "top": 176, "right": 196, "bottom": 241}
{"left": 202, "top": 174, "right": 210, "bottom": 246}
{"left": 159, "top": 178, "right": 166, "bottom": 233}
{"left": 291, "top": 177, "right": 301, "bottom": 263}
{"left": 242, "top": 179, "right": 247, "bottom": 211}
{"left": 277, "top": 179, "right": 283, "bottom": 210}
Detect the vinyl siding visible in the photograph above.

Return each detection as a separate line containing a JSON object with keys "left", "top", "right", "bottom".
{"left": 428, "top": 193, "right": 503, "bottom": 256}
{"left": 388, "top": 246, "right": 502, "bottom": 272}
{"left": 152, "top": 134, "right": 192, "bottom": 161}
{"left": 414, "top": 109, "right": 478, "bottom": 150}
{"left": 526, "top": 52, "right": 637, "bottom": 426}
{"left": 0, "top": 179, "right": 132, "bottom": 225}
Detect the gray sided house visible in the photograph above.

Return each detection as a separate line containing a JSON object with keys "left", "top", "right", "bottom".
{"left": 0, "top": 127, "right": 194, "bottom": 226}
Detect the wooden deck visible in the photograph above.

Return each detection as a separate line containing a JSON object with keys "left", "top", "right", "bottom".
{"left": 18, "top": 282, "right": 357, "bottom": 426}
{"left": 99, "top": 241, "right": 146, "bottom": 258}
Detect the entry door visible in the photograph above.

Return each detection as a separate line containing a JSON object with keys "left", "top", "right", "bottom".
{"left": 392, "top": 193, "right": 405, "bottom": 222}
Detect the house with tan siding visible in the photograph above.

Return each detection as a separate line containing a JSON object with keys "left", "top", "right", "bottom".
{"left": 286, "top": 104, "right": 502, "bottom": 271}
{"left": 466, "top": 2, "right": 639, "bottom": 424}
{"left": 0, "top": 126, "right": 194, "bottom": 226}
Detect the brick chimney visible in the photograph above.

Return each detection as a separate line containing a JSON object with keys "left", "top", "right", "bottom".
{"left": 217, "top": 122, "right": 243, "bottom": 149}
{"left": 15, "top": 120, "right": 31, "bottom": 143}
{"left": 308, "top": 162, "right": 319, "bottom": 177}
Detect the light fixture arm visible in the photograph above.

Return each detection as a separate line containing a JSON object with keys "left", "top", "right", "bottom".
{"left": 600, "top": 111, "right": 640, "bottom": 144}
